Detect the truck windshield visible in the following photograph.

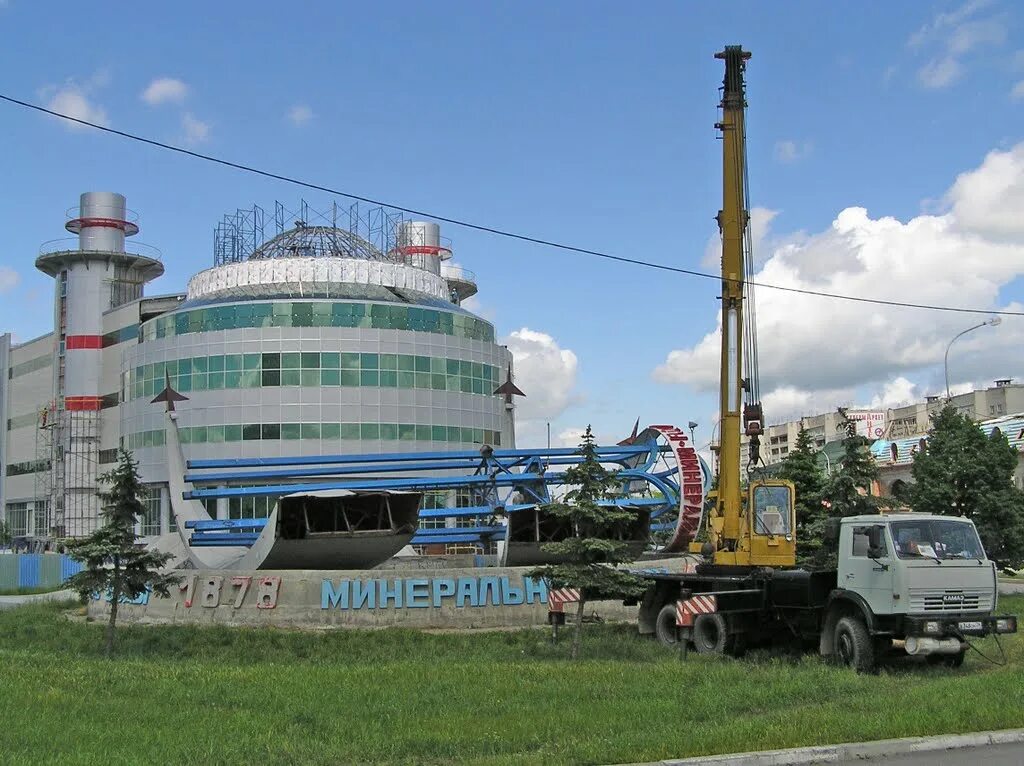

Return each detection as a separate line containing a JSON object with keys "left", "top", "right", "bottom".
{"left": 890, "top": 519, "right": 984, "bottom": 560}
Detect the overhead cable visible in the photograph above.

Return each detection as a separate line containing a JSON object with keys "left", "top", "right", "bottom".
{"left": 1, "top": 93, "right": 1021, "bottom": 318}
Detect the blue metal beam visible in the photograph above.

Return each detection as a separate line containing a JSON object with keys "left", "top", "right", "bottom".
{"left": 185, "top": 519, "right": 268, "bottom": 530}
{"left": 412, "top": 533, "right": 504, "bottom": 545}
{"left": 187, "top": 444, "right": 662, "bottom": 470}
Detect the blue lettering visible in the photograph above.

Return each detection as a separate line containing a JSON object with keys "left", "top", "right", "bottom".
{"left": 321, "top": 579, "right": 349, "bottom": 610}
{"left": 352, "top": 580, "right": 376, "bottom": 609}
{"left": 432, "top": 578, "right": 456, "bottom": 607}
{"left": 456, "top": 577, "right": 479, "bottom": 607}
{"left": 478, "top": 576, "right": 500, "bottom": 606}
{"left": 405, "top": 578, "right": 430, "bottom": 608}
{"left": 524, "top": 577, "right": 548, "bottom": 604}
{"left": 500, "top": 576, "right": 524, "bottom": 605}
{"left": 379, "top": 579, "right": 403, "bottom": 608}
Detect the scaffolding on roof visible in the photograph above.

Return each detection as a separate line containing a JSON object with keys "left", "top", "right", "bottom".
{"left": 213, "top": 200, "right": 405, "bottom": 266}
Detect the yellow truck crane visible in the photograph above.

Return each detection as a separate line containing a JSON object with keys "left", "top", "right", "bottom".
{"left": 633, "top": 46, "right": 1017, "bottom": 670}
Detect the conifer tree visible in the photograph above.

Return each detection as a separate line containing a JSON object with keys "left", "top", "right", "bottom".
{"left": 777, "top": 426, "right": 827, "bottom": 564}
{"left": 64, "top": 450, "right": 179, "bottom": 656}
{"left": 529, "top": 425, "right": 644, "bottom": 659}
{"left": 822, "top": 409, "right": 879, "bottom": 518}
{"left": 909, "top": 406, "right": 1024, "bottom": 568}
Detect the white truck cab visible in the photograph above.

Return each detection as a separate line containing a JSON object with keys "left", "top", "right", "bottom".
{"left": 829, "top": 512, "right": 1017, "bottom": 668}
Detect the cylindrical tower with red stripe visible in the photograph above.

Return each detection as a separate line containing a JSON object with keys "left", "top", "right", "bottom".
{"left": 35, "top": 192, "right": 163, "bottom": 535}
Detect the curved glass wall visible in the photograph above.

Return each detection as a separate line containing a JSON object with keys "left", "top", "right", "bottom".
{"left": 126, "top": 352, "right": 499, "bottom": 400}
{"left": 139, "top": 301, "right": 495, "bottom": 343}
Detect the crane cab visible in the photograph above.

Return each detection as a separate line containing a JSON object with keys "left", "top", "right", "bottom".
{"left": 699, "top": 479, "right": 797, "bottom": 567}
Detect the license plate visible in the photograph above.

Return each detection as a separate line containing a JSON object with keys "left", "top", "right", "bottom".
{"left": 958, "top": 621, "right": 983, "bottom": 631}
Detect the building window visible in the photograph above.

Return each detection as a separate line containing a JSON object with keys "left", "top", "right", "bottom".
{"left": 141, "top": 489, "right": 162, "bottom": 537}
{"left": 418, "top": 492, "right": 448, "bottom": 530}
{"left": 228, "top": 495, "right": 279, "bottom": 520}
{"left": 5, "top": 502, "right": 32, "bottom": 536}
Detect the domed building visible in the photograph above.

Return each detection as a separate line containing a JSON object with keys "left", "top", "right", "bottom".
{"left": 1, "top": 194, "right": 514, "bottom": 539}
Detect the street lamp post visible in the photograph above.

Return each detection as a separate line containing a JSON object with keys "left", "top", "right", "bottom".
{"left": 944, "top": 318, "right": 1001, "bottom": 400}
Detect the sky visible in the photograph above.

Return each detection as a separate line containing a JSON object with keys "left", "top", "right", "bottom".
{"left": 0, "top": 1, "right": 1023, "bottom": 452}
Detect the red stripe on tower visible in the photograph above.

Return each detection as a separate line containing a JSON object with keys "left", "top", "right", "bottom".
{"left": 65, "top": 396, "right": 103, "bottom": 411}
{"left": 65, "top": 335, "right": 104, "bottom": 350}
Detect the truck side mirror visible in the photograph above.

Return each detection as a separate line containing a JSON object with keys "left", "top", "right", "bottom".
{"left": 823, "top": 517, "right": 841, "bottom": 545}
{"left": 867, "top": 526, "right": 885, "bottom": 559}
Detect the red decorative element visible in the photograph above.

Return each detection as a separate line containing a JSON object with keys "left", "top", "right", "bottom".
{"left": 647, "top": 424, "right": 705, "bottom": 553}
{"left": 397, "top": 244, "right": 448, "bottom": 256}
{"left": 547, "top": 587, "right": 581, "bottom": 614}
{"left": 65, "top": 217, "right": 140, "bottom": 236}
{"left": 676, "top": 594, "right": 717, "bottom": 627}
{"left": 65, "top": 396, "right": 102, "bottom": 411}
{"left": 65, "top": 334, "right": 103, "bottom": 350}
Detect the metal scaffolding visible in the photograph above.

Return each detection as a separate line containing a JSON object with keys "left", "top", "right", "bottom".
{"left": 213, "top": 200, "right": 406, "bottom": 266}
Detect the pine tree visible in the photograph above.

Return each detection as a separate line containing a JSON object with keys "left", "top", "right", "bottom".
{"left": 529, "top": 425, "right": 645, "bottom": 659}
{"left": 908, "top": 406, "right": 1024, "bottom": 568}
{"left": 777, "top": 426, "right": 827, "bottom": 564}
{"left": 821, "top": 409, "right": 879, "bottom": 519}
{"left": 64, "top": 450, "right": 179, "bottom": 656}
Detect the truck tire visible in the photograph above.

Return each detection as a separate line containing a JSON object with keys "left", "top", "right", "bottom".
{"left": 834, "top": 616, "right": 875, "bottom": 672}
{"left": 655, "top": 604, "right": 680, "bottom": 646}
{"left": 693, "top": 613, "right": 730, "bottom": 655}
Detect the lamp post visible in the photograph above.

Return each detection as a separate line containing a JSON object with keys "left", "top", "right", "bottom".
{"left": 688, "top": 420, "right": 698, "bottom": 443}
{"left": 944, "top": 317, "right": 1001, "bottom": 400}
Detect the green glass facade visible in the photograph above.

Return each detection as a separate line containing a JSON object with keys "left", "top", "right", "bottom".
{"left": 139, "top": 301, "right": 495, "bottom": 343}
{"left": 127, "top": 352, "right": 499, "bottom": 399}
{"left": 126, "top": 422, "right": 502, "bottom": 450}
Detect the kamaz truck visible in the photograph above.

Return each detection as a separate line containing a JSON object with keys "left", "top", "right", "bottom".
{"left": 639, "top": 511, "right": 1017, "bottom": 671}
{"left": 634, "top": 47, "right": 1016, "bottom": 671}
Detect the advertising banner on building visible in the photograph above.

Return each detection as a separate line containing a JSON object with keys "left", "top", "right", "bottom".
{"left": 846, "top": 410, "right": 887, "bottom": 440}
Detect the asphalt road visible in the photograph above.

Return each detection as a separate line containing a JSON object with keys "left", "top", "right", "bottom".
{"left": 840, "top": 741, "right": 1024, "bottom": 765}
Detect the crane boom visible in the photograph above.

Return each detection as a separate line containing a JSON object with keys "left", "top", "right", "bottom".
{"left": 706, "top": 46, "right": 796, "bottom": 568}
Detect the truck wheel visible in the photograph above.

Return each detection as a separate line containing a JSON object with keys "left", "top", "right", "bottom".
{"left": 834, "top": 616, "right": 875, "bottom": 672}
{"left": 654, "top": 604, "right": 680, "bottom": 646}
{"left": 693, "top": 613, "right": 730, "bottom": 655}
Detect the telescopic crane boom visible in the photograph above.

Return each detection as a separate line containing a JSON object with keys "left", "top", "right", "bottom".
{"left": 705, "top": 46, "right": 796, "bottom": 567}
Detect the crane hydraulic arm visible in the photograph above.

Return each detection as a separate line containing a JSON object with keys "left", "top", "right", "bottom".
{"left": 705, "top": 46, "right": 796, "bottom": 568}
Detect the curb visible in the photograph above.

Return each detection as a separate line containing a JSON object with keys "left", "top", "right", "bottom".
{"left": 631, "top": 728, "right": 1024, "bottom": 766}
{"left": 0, "top": 589, "right": 77, "bottom": 609}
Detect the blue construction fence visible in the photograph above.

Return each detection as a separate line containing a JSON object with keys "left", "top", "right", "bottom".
{"left": 0, "top": 554, "right": 84, "bottom": 591}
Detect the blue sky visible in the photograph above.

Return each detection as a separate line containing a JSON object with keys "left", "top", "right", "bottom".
{"left": 1, "top": 1, "right": 1023, "bottom": 449}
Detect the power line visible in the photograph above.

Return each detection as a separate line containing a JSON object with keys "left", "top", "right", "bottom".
{"left": 2, "top": 92, "right": 1021, "bottom": 318}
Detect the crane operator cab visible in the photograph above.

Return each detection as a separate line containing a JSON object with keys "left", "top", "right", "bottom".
{"left": 745, "top": 480, "right": 797, "bottom": 566}
{"left": 699, "top": 478, "right": 797, "bottom": 567}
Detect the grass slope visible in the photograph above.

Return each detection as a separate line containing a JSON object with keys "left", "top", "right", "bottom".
{"left": 0, "top": 598, "right": 1021, "bottom": 765}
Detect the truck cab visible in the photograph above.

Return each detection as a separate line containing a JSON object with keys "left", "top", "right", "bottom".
{"left": 825, "top": 513, "right": 1017, "bottom": 669}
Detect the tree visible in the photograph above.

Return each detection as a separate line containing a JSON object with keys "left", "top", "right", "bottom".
{"left": 822, "top": 409, "right": 879, "bottom": 518}
{"left": 777, "top": 426, "right": 827, "bottom": 565}
{"left": 0, "top": 518, "right": 11, "bottom": 548}
{"left": 64, "top": 450, "right": 179, "bottom": 656}
{"left": 529, "top": 426, "right": 645, "bottom": 659}
{"left": 908, "top": 406, "right": 1024, "bottom": 568}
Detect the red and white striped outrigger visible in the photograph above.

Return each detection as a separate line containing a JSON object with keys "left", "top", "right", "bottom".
{"left": 675, "top": 594, "right": 718, "bottom": 627}
{"left": 548, "top": 587, "right": 581, "bottom": 615}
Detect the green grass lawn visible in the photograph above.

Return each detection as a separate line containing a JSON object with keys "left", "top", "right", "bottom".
{"left": 0, "top": 597, "right": 1022, "bottom": 766}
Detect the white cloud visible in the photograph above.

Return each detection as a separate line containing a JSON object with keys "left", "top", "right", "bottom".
{"left": 287, "top": 104, "right": 313, "bottom": 126}
{"left": 44, "top": 83, "right": 109, "bottom": 130}
{"left": 141, "top": 77, "right": 188, "bottom": 106}
{"left": 181, "top": 113, "right": 209, "bottom": 145}
{"left": 868, "top": 377, "right": 918, "bottom": 410}
{"left": 909, "top": 1, "right": 1005, "bottom": 89}
{"left": 918, "top": 56, "right": 962, "bottom": 88}
{"left": 654, "top": 142, "right": 1024, "bottom": 416}
{"left": 502, "top": 328, "right": 579, "bottom": 425}
{"left": 774, "top": 140, "right": 813, "bottom": 164}
{"left": 0, "top": 267, "right": 19, "bottom": 293}
{"left": 1012, "top": 81, "right": 1024, "bottom": 100}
